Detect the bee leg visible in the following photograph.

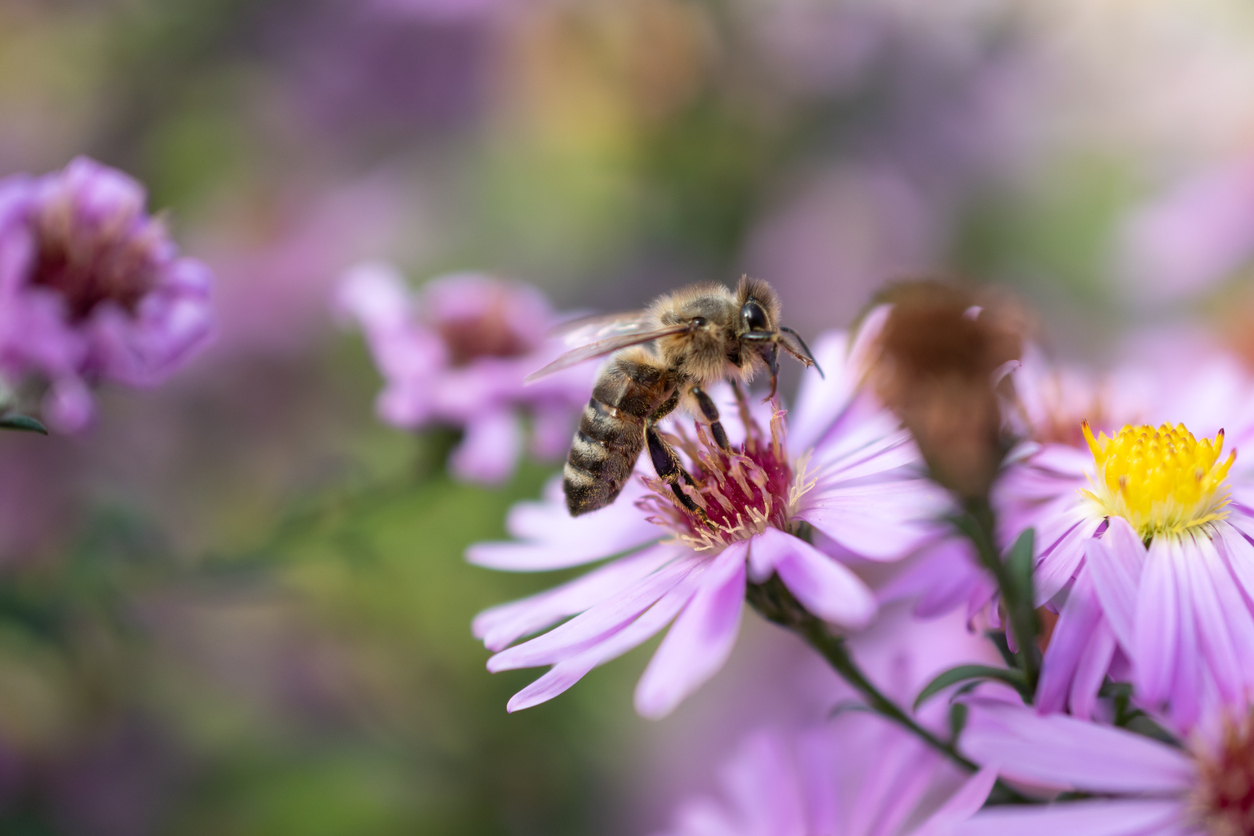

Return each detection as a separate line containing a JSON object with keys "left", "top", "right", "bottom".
{"left": 765, "top": 341, "right": 780, "bottom": 402}
{"left": 690, "top": 387, "right": 731, "bottom": 451}
{"left": 646, "top": 425, "right": 710, "bottom": 524}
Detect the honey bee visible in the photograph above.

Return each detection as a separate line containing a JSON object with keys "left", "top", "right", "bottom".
{"left": 527, "top": 276, "right": 822, "bottom": 517}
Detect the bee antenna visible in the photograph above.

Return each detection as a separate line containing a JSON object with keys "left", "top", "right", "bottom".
{"left": 780, "top": 326, "right": 824, "bottom": 379}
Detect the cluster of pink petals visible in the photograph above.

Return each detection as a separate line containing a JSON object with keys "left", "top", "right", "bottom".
{"left": 993, "top": 347, "right": 1254, "bottom": 728}
{"left": 956, "top": 696, "right": 1223, "bottom": 836}
{"left": 656, "top": 719, "right": 996, "bottom": 836}
{"left": 0, "top": 157, "right": 216, "bottom": 431}
{"left": 469, "top": 329, "right": 954, "bottom": 718}
{"left": 335, "top": 262, "right": 591, "bottom": 483}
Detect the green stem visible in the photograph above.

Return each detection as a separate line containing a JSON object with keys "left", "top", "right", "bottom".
{"left": 961, "top": 497, "right": 1041, "bottom": 693}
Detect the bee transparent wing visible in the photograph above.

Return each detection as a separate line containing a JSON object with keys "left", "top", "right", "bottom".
{"left": 550, "top": 311, "right": 650, "bottom": 346}
{"left": 525, "top": 322, "right": 690, "bottom": 382}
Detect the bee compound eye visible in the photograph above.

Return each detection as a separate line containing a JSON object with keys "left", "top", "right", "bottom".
{"left": 741, "top": 300, "right": 768, "bottom": 332}
{"left": 690, "top": 317, "right": 708, "bottom": 328}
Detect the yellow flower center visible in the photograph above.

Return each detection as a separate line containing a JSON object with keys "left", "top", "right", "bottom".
{"left": 1082, "top": 421, "right": 1236, "bottom": 539}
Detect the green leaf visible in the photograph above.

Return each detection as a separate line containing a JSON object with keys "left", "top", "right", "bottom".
{"left": 1005, "top": 528, "right": 1036, "bottom": 604}
{"left": 0, "top": 414, "right": 48, "bottom": 435}
{"left": 948, "top": 702, "right": 969, "bottom": 742}
{"left": 914, "top": 664, "right": 1029, "bottom": 710}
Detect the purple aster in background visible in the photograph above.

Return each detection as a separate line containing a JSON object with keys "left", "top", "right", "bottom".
{"left": 335, "top": 261, "right": 591, "bottom": 484}
{"left": 655, "top": 717, "right": 995, "bottom": 836}
{"left": 469, "top": 327, "right": 953, "bottom": 718}
{"left": 0, "top": 157, "right": 215, "bottom": 432}
{"left": 957, "top": 696, "right": 1254, "bottom": 836}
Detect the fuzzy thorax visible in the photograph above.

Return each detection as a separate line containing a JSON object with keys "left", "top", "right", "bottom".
{"left": 1082, "top": 421, "right": 1235, "bottom": 540}
{"left": 639, "top": 405, "right": 814, "bottom": 552}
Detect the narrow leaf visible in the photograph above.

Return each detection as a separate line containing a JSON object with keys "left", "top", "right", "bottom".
{"left": 914, "top": 664, "right": 1028, "bottom": 709}
{"left": 0, "top": 414, "right": 47, "bottom": 435}
{"left": 1005, "top": 528, "right": 1036, "bottom": 604}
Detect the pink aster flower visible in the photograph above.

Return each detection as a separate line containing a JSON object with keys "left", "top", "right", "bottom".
{"left": 0, "top": 157, "right": 216, "bottom": 432}
{"left": 334, "top": 261, "right": 591, "bottom": 484}
{"left": 957, "top": 696, "right": 1254, "bottom": 836}
{"left": 655, "top": 718, "right": 996, "bottom": 836}
{"left": 469, "top": 329, "right": 953, "bottom": 718}
{"left": 993, "top": 352, "right": 1254, "bottom": 727}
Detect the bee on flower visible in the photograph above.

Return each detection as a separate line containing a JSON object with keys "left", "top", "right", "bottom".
{"left": 468, "top": 326, "right": 953, "bottom": 718}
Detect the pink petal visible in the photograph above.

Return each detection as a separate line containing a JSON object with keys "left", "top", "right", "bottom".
{"left": 506, "top": 571, "right": 702, "bottom": 712}
{"left": 1068, "top": 619, "right": 1117, "bottom": 720}
{"left": 488, "top": 555, "right": 702, "bottom": 671}
{"left": 1037, "top": 571, "right": 1103, "bottom": 715}
{"left": 909, "top": 766, "right": 998, "bottom": 836}
{"left": 449, "top": 409, "right": 523, "bottom": 483}
{"left": 1084, "top": 518, "right": 1144, "bottom": 651}
{"left": 960, "top": 698, "right": 1195, "bottom": 794}
{"left": 751, "top": 528, "right": 877, "bottom": 628}
{"left": 796, "top": 480, "right": 943, "bottom": 561}
{"left": 955, "top": 800, "right": 1185, "bottom": 836}
{"left": 1034, "top": 516, "right": 1104, "bottom": 605}
{"left": 634, "top": 542, "right": 749, "bottom": 719}
{"left": 789, "top": 331, "right": 860, "bottom": 453}
{"left": 1180, "top": 533, "right": 1246, "bottom": 706}
{"left": 472, "top": 543, "right": 682, "bottom": 650}
{"left": 1135, "top": 537, "right": 1181, "bottom": 707}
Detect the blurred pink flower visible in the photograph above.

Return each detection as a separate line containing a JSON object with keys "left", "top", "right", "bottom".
{"left": 957, "top": 696, "right": 1243, "bottom": 836}
{"left": 655, "top": 720, "right": 995, "bottom": 836}
{"left": 469, "top": 329, "right": 954, "bottom": 718}
{"left": 0, "top": 157, "right": 215, "bottom": 432}
{"left": 1118, "top": 154, "right": 1254, "bottom": 305}
{"left": 335, "top": 262, "right": 590, "bottom": 483}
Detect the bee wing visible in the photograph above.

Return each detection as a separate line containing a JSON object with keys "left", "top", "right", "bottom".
{"left": 550, "top": 311, "right": 650, "bottom": 345}
{"left": 525, "top": 322, "right": 690, "bottom": 382}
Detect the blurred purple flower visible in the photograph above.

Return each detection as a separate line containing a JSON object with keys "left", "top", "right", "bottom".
{"left": 957, "top": 696, "right": 1246, "bottom": 836}
{"left": 0, "top": 157, "right": 215, "bottom": 432}
{"left": 655, "top": 719, "right": 995, "bottom": 836}
{"left": 469, "top": 328, "right": 953, "bottom": 718}
{"left": 335, "top": 262, "right": 590, "bottom": 483}
{"left": 1118, "top": 154, "right": 1254, "bottom": 305}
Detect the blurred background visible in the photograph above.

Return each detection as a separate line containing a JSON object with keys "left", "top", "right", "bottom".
{"left": 2, "top": 0, "right": 1254, "bottom": 833}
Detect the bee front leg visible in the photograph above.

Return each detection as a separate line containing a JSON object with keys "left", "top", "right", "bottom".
{"left": 690, "top": 387, "right": 731, "bottom": 451}
{"left": 646, "top": 425, "right": 713, "bottom": 528}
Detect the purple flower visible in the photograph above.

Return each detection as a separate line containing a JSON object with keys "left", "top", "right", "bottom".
{"left": 957, "top": 696, "right": 1252, "bottom": 836}
{"left": 994, "top": 353, "right": 1254, "bottom": 728}
{"left": 0, "top": 157, "right": 215, "bottom": 432}
{"left": 335, "top": 261, "right": 592, "bottom": 483}
{"left": 469, "top": 327, "right": 953, "bottom": 718}
{"left": 655, "top": 718, "right": 996, "bottom": 836}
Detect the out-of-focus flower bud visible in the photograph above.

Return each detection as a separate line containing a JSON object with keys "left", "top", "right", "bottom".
{"left": 0, "top": 157, "right": 216, "bottom": 432}
{"left": 863, "top": 279, "right": 1024, "bottom": 500}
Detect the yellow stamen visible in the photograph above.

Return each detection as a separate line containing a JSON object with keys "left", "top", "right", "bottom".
{"left": 1081, "top": 421, "right": 1235, "bottom": 540}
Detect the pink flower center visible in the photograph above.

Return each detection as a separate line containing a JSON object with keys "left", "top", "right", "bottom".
{"left": 1194, "top": 718, "right": 1254, "bottom": 835}
{"left": 31, "top": 190, "right": 162, "bottom": 321}
{"left": 639, "top": 404, "right": 809, "bottom": 551}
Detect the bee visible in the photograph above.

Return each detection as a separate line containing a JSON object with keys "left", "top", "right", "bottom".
{"left": 527, "top": 276, "right": 822, "bottom": 517}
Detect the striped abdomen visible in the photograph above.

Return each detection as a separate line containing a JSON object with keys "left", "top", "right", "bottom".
{"left": 564, "top": 353, "right": 672, "bottom": 516}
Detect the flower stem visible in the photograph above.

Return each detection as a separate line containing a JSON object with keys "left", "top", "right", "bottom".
{"left": 959, "top": 496, "right": 1041, "bottom": 693}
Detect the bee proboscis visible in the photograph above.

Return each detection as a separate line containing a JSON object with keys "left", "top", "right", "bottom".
{"left": 526, "top": 276, "right": 822, "bottom": 518}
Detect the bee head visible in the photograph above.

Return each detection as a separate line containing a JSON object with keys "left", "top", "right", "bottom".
{"left": 734, "top": 275, "right": 822, "bottom": 398}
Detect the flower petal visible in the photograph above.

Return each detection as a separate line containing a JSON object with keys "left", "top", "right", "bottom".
{"left": 796, "top": 480, "right": 943, "bottom": 561}
{"left": 1037, "top": 571, "right": 1104, "bottom": 715}
{"left": 909, "top": 766, "right": 998, "bottom": 836}
{"left": 634, "top": 542, "right": 749, "bottom": 719}
{"left": 954, "top": 800, "right": 1185, "bottom": 836}
{"left": 472, "top": 543, "right": 682, "bottom": 650}
{"left": 960, "top": 698, "right": 1195, "bottom": 794}
{"left": 752, "top": 528, "right": 877, "bottom": 629}
{"left": 1084, "top": 518, "right": 1144, "bottom": 652}
{"left": 488, "top": 555, "right": 703, "bottom": 671}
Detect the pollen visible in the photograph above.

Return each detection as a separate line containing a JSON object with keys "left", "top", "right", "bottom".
{"left": 639, "top": 404, "right": 813, "bottom": 552}
{"left": 1081, "top": 421, "right": 1235, "bottom": 540}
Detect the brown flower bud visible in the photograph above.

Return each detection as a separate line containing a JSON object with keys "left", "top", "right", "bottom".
{"left": 864, "top": 280, "right": 1025, "bottom": 499}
